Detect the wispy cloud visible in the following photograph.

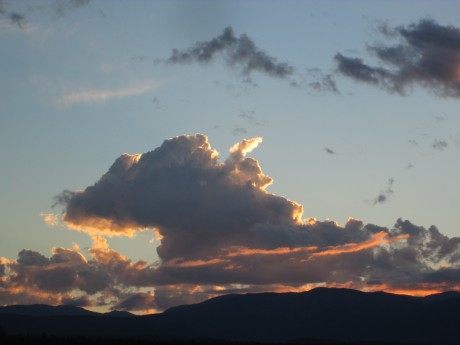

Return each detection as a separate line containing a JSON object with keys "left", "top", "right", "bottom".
{"left": 166, "top": 27, "right": 294, "bottom": 80}
{"left": 53, "top": 0, "right": 92, "bottom": 18}
{"left": 371, "top": 178, "right": 394, "bottom": 205}
{"left": 432, "top": 139, "right": 448, "bottom": 151}
{"left": 59, "top": 83, "right": 155, "bottom": 106}
{"left": 0, "top": 0, "right": 92, "bottom": 33}
{"left": 40, "top": 212, "right": 59, "bottom": 228}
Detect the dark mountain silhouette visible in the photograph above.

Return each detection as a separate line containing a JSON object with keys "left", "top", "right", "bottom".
{"left": 0, "top": 304, "right": 135, "bottom": 318}
{"left": 103, "top": 310, "right": 136, "bottom": 318}
{"left": 1, "top": 288, "right": 460, "bottom": 344}
{"left": 0, "top": 304, "right": 100, "bottom": 317}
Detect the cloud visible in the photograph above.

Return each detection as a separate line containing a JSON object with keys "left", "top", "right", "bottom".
{"left": 0, "top": 1, "right": 23, "bottom": 28}
{"left": 305, "top": 68, "right": 340, "bottom": 94}
{"left": 132, "top": 55, "right": 148, "bottom": 62}
{"left": 239, "top": 108, "right": 266, "bottom": 126}
{"left": 53, "top": 0, "right": 91, "bottom": 17}
{"left": 62, "top": 295, "right": 92, "bottom": 307}
{"left": 335, "top": 19, "right": 460, "bottom": 97}
{"left": 308, "top": 74, "right": 339, "bottom": 93}
{"left": 433, "top": 139, "right": 448, "bottom": 151}
{"left": 232, "top": 126, "right": 247, "bottom": 136}
{"left": 371, "top": 178, "right": 394, "bottom": 205}
{"left": 7, "top": 12, "right": 25, "bottom": 28}
{"left": 0, "top": 0, "right": 92, "bottom": 31}
{"left": 40, "top": 212, "right": 59, "bottom": 227}
{"left": 167, "top": 27, "right": 294, "bottom": 79}
{"left": 0, "top": 237, "right": 160, "bottom": 311}
{"left": 2, "top": 135, "right": 458, "bottom": 311}
{"left": 60, "top": 83, "right": 154, "bottom": 106}
{"left": 39, "top": 134, "right": 460, "bottom": 310}
{"left": 0, "top": 7, "right": 26, "bottom": 30}
{"left": 111, "top": 292, "right": 155, "bottom": 311}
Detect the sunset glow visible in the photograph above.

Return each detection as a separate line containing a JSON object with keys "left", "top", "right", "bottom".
{"left": 1, "top": 0, "right": 460, "bottom": 315}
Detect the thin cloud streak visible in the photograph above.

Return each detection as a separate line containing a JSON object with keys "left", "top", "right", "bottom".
{"left": 60, "top": 83, "right": 154, "bottom": 106}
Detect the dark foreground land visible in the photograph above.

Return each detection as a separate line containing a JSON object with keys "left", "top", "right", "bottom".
{"left": 1, "top": 288, "right": 460, "bottom": 345}
{"left": 0, "top": 332, "right": 426, "bottom": 345}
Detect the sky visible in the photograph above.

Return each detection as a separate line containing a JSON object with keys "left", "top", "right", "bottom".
{"left": 1, "top": 0, "right": 460, "bottom": 314}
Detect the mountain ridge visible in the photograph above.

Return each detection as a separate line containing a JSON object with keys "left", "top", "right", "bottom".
{"left": 1, "top": 287, "right": 460, "bottom": 344}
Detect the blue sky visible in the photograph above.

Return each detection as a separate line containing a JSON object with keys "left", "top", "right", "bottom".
{"left": 1, "top": 0, "right": 460, "bottom": 312}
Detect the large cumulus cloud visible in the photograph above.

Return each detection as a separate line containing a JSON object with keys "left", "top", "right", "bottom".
{"left": 58, "top": 134, "right": 303, "bottom": 261}
{"left": 2, "top": 134, "right": 460, "bottom": 312}
{"left": 335, "top": 19, "right": 460, "bottom": 97}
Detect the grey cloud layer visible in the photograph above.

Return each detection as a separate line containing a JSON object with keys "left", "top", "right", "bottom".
{"left": 336, "top": 20, "right": 460, "bottom": 97}
{"left": 167, "top": 27, "right": 294, "bottom": 79}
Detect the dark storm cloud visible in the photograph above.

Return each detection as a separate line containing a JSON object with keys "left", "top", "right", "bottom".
{"left": 335, "top": 19, "right": 460, "bottom": 97}
{"left": 167, "top": 27, "right": 294, "bottom": 79}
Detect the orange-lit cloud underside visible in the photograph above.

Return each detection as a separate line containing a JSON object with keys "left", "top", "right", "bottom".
{"left": 310, "top": 232, "right": 410, "bottom": 257}
{"left": 224, "top": 232, "right": 409, "bottom": 259}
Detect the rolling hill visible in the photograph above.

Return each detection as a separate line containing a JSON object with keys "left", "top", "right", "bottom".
{"left": 1, "top": 288, "right": 460, "bottom": 344}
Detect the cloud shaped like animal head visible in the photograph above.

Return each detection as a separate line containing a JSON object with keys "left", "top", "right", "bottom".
{"left": 58, "top": 134, "right": 303, "bottom": 261}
